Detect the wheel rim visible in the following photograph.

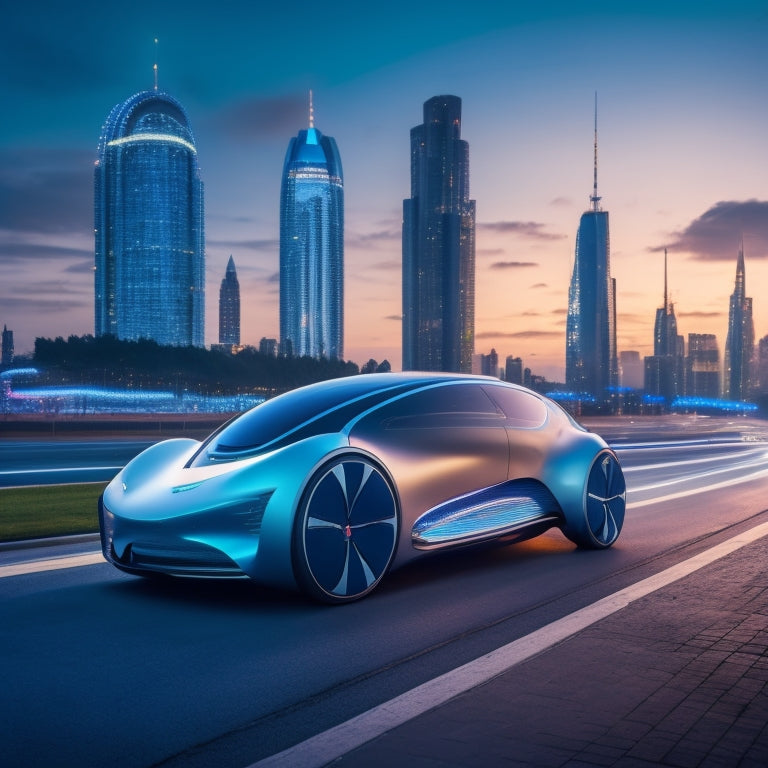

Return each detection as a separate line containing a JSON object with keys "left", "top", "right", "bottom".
{"left": 301, "top": 458, "right": 398, "bottom": 599}
{"left": 585, "top": 452, "right": 626, "bottom": 546}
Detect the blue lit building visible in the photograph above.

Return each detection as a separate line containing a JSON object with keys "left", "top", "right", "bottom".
{"left": 219, "top": 256, "right": 240, "bottom": 346}
{"left": 565, "top": 104, "right": 617, "bottom": 404}
{"left": 279, "top": 100, "right": 344, "bottom": 360}
{"left": 723, "top": 243, "right": 754, "bottom": 400}
{"left": 95, "top": 87, "right": 205, "bottom": 347}
{"left": 403, "top": 95, "right": 476, "bottom": 373}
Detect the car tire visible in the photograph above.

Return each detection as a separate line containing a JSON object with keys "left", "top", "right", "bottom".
{"left": 563, "top": 449, "right": 626, "bottom": 549}
{"left": 292, "top": 455, "right": 399, "bottom": 603}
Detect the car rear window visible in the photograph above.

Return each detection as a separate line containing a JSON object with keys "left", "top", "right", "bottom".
{"left": 483, "top": 384, "right": 548, "bottom": 428}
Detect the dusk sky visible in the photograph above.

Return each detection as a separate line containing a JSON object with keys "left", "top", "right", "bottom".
{"left": 1, "top": 1, "right": 767, "bottom": 380}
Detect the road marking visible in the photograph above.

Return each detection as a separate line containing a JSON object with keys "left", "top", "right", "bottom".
{"left": 249, "top": 520, "right": 768, "bottom": 768}
{"left": 0, "top": 466, "right": 121, "bottom": 476}
{"left": 0, "top": 552, "right": 104, "bottom": 578}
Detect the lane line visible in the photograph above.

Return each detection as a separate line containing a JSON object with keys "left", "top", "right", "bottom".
{"left": 628, "top": 465, "right": 768, "bottom": 508}
{"left": 249, "top": 520, "right": 768, "bottom": 768}
{"left": 0, "top": 552, "right": 104, "bottom": 578}
{"left": 0, "top": 466, "right": 121, "bottom": 476}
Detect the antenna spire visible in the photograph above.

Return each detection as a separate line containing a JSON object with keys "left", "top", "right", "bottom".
{"left": 590, "top": 92, "right": 601, "bottom": 212}
{"left": 153, "top": 38, "right": 159, "bottom": 91}
{"left": 309, "top": 89, "right": 314, "bottom": 128}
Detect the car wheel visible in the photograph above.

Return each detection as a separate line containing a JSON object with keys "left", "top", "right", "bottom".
{"left": 563, "top": 449, "right": 625, "bottom": 549}
{"left": 292, "top": 455, "right": 399, "bottom": 603}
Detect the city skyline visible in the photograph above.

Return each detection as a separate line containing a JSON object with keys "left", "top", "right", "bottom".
{"left": 1, "top": 2, "right": 767, "bottom": 380}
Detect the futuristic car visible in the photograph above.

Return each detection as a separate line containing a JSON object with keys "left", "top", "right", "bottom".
{"left": 99, "top": 373, "right": 626, "bottom": 603}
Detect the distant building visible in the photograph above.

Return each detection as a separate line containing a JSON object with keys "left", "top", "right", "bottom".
{"left": 279, "top": 94, "right": 344, "bottom": 360}
{"left": 95, "top": 80, "right": 204, "bottom": 347}
{"left": 1, "top": 325, "right": 13, "bottom": 367}
{"left": 259, "top": 337, "right": 278, "bottom": 357}
{"left": 505, "top": 356, "right": 523, "bottom": 385}
{"left": 565, "top": 99, "right": 618, "bottom": 404}
{"left": 644, "top": 250, "right": 684, "bottom": 403}
{"left": 480, "top": 348, "right": 499, "bottom": 378}
{"left": 757, "top": 336, "right": 768, "bottom": 394}
{"left": 686, "top": 333, "right": 720, "bottom": 399}
{"left": 723, "top": 243, "right": 754, "bottom": 400}
{"left": 619, "top": 351, "right": 643, "bottom": 389}
{"left": 218, "top": 256, "right": 240, "bottom": 346}
{"left": 402, "top": 95, "right": 476, "bottom": 373}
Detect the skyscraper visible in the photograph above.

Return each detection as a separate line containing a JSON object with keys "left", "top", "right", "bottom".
{"left": 279, "top": 94, "right": 344, "bottom": 360}
{"left": 402, "top": 95, "right": 476, "bottom": 373}
{"left": 723, "top": 243, "right": 754, "bottom": 400}
{"left": 95, "top": 75, "right": 205, "bottom": 348}
{"left": 218, "top": 256, "right": 240, "bottom": 346}
{"left": 644, "top": 249, "right": 684, "bottom": 403}
{"left": 565, "top": 100, "right": 618, "bottom": 403}
{"left": 686, "top": 333, "right": 720, "bottom": 399}
{"left": 1, "top": 325, "right": 13, "bottom": 368}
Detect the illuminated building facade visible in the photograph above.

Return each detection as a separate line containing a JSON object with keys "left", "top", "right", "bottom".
{"left": 218, "top": 256, "right": 240, "bottom": 346}
{"left": 403, "top": 95, "right": 476, "bottom": 373}
{"left": 723, "top": 243, "right": 754, "bottom": 400}
{"left": 565, "top": 102, "right": 618, "bottom": 403}
{"left": 279, "top": 97, "right": 344, "bottom": 360}
{"left": 95, "top": 87, "right": 205, "bottom": 347}
{"left": 686, "top": 333, "right": 720, "bottom": 399}
{"left": 1, "top": 325, "right": 13, "bottom": 368}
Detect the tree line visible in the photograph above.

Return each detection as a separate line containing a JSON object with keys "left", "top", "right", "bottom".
{"left": 31, "top": 335, "right": 391, "bottom": 396}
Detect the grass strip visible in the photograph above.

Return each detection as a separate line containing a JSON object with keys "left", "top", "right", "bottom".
{"left": 0, "top": 483, "right": 107, "bottom": 542}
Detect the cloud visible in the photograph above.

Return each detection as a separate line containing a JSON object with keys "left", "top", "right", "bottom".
{"left": 478, "top": 221, "right": 566, "bottom": 241}
{"left": 0, "top": 240, "right": 92, "bottom": 264}
{"left": 659, "top": 200, "right": 768, "bottom": 260}
{"left": 476, "top": 330, "right": 561, "bottom": 340}
{"left": 369, "top": 260, "right": 400, "bottom": 270}
{"left": 207, "top": 238, "right": 279, "bottom": 253}
{"left": 530, "top": 282, "right": 548, "bottom": 289}
{"left": 346, "top": 229, "right": 400, "bottom": 250}
{"left": 477, "top": 248, "right": 505, "bottom": 256}
{"left": 384, "top": 314, "right": 402, "bottom": 321}
{"left": 0, "top": 148, "right": 93, "bottom": 236}
{"left": 490, "top": 260, "right": 538, "bottom": 270}
{"left": 678, "top": 310, "right": 722, "bottom": 318}
{"left": 550, "top": 197, "right": 572, "bottom": 207}
{"left": 209, "top": 96, "right": 306, "bottom": 141}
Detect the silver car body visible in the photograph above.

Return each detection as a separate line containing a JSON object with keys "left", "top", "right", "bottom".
{"left": 100, "top": 373, "right": 625, "bottom": 602}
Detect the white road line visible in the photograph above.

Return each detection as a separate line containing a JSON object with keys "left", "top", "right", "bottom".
{"left": 249, "top": 520, "right": 768, "bottom": 768}
{"left": 0, "top": 552, "right": 104, "bottom": 578}
{"left": 628, "top": 465, "right": 768, "bottom": 508}
{"left": 0, "top": 467, "right": 121, "bottom": 476}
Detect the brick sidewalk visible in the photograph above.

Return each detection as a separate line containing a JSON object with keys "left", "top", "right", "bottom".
{"left": 336, "top": 536, "right": 768, "bottom": 767}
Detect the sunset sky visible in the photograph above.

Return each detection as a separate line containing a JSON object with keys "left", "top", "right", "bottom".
{"left": 1, "top": 1, "right": 767, "bottom": 381}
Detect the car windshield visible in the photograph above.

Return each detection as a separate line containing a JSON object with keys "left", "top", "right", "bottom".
{"left": 191, "top": 374, "right": 437, "bottom": 461}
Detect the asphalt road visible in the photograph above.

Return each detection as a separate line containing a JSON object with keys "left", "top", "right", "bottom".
{"left": 2, "top": 427, "right": 768, "bottom": 767}
{"left": 0, "top": 439, "right": 153, "bottom": 487}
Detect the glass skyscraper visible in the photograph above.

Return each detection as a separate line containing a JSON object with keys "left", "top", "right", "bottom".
{"left": 565, "top": 105, "right": 617, "bottom": 402}
{"left": 403, "top": 95, "right": 476, "bottom": 373}
{"left": 95, "top": 87, "right": 205, "bottom": 347}
{"left": 723, "top": 243, "right": 754, "bottom": 400}
{"left": 219, "top": 255, "right": 240, "bottom": 346}
{"left": 279, "top": 102, "right": 344, "bottom": 360}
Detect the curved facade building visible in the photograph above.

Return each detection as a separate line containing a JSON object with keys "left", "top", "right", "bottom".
{"left": 279, "top": 120, "right": 344, "bottom": 360}
{"left": 95, "top": 89, "right": 205, "bottom": 347}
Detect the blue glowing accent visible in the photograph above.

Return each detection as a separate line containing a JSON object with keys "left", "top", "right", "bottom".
{"left": 671, "top": 396, "right": 758, "bottom": 413}
{"left": 547, "top": 391, "right": 597, "bottom": 404}
{"left": 0, "top": 367, "right": 39, "bottom": 379}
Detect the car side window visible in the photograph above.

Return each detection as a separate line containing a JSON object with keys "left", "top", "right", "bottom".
{"left": 483, "top": 385, "right": 547, "bottom": 429}
{"left": 379, "top": 384, "right": 503, "bottom": 429}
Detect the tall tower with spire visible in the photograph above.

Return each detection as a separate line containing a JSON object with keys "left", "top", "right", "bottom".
{"left": 218, "top": 255, "right": 240, "bottom": 346}
{"left": 723, "top": 242, "right": 754, "bottom": 400}
{"left": 94, "top": 52, "right": 205, "bottom": 347}
{"left": 402, "top": 95, "right": 476, "bottom": 373}
{"left": 279, "top": 93, "right": 344, "bottom": 360}
{"left": 644, "top": 249, "right": 684, "bottom": 404}
{"left": 565, "top": 97, "right": 618, "bottom": 405}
